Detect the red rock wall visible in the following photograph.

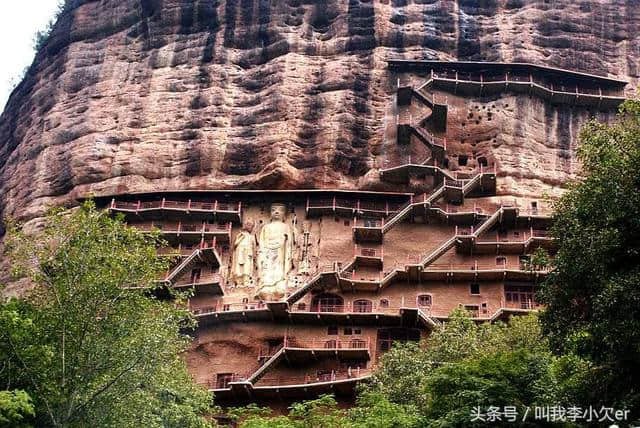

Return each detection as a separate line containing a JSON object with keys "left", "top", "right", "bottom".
{"left": 1, "top": 0, "right": 639, "bottom": 224}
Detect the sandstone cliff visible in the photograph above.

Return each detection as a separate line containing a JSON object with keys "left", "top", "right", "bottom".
{"left": 1, "top": 0, "right": 638, "bottom": 225}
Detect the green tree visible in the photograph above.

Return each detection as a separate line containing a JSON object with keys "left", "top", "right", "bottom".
{"left": 230, "top": 393, "right": 422, "bottom": 428}
{"left": 424, "top": 350, "right": 553, "bottom": 427}
{"left": 0, "top": 202, "right": 214, "bottom": 427}
{"left": 0, "top": 390, "right": 35, "bottom": 427}
{"left": 366, "top": 311, "right": 554, "bottom": 425}
{"left": 348, "top": 391, "right": 423, "bottom": 428}
{"left": 539, "top": 99, "right": 640, "bottom": 419}
{"left": 230, "top": 395, "right": 346, "bottom": 428}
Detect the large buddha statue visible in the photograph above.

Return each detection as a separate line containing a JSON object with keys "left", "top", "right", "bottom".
{"left": 255, "top": 204, "right": 296, "bottom": 301}
{"left": 230, "top": 220, "right": 256, "bottom": 288}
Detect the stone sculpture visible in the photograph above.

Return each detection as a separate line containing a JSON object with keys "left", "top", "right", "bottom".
{"left": 255, "top": 204, "right": 296, "bottom": 301}
{"left": 230, "top": 220, "right": 256, "bottom": 288}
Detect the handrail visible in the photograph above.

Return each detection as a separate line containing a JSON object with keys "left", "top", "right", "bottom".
{"left": 283, "top": 337, "right": 371, "bottom": 350}
{"left": 192, "top": 301, "right": 267, "bottom": 315}
{"left": 137, "top": 221, "right": 232, "bottom": 234}
{"left": 111, "top": 199, "right": 241, "bottom": 212}
{"left": 401, "top": 70, "right": 626, "bottom": 109}
{"left": 173, "top": 272, "right": 223, "bottom": 287}
{"left": 256, "top": 368, "right": 371, "bottom": 387}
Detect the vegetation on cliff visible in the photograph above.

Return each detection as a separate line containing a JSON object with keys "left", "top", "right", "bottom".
{"left": 540, "top": 98, "right": 640, "bottom": 418}
{"left": 0, "top": 202, "right": 215, "bottom": 427}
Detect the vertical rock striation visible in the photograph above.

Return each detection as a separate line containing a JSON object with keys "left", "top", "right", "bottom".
{"left": 0, "top": 0, "right": 638, "bottom": 223}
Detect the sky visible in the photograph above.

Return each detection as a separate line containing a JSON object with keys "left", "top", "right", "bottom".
{"left": 0, "top": 1, "right": 61, "bottom": 111}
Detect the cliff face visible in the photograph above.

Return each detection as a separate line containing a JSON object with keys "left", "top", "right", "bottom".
{"left": 1, "top": 0, "right": 638, "bottom": 223}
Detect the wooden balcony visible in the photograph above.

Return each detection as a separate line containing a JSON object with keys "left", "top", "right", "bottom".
{"left": 352, "top": 217, "right": 384, "bottom": 243}
{"left": 134, "top": 221, "right": 232, "bottom": 243}
{"left": 421, "top": 260, "right": 549, "bottom": 281}
{"left": 388, "top": 60, "right": 627, "bottom": 110}
{"left": 282, "top": 337, "right": 371, "bottom": 362}
{"left": 110, "top": 198, "right": 242, "bottom": 222}
{"left": 256, "top": 368, "right": 370, "bottom": 387}
{"left": 353, "top": 245, "right": 383, "bottom": 269}
{"left": 212, "top": 370, "right": 369, "bottom": 401}
{"left": 288, "top": 301, "right": 404, "bottom": 326}
{"left": 192, "top": 302, "right": 272, "bottom": 327}
{"left": 172, "top": 272, "right": 224, "bottom": 295}
{"left": 305, "top": 196, "right": 402, "bottom": 219}
{"left": 462, "top": 228, "right": 555, "bottom": 255}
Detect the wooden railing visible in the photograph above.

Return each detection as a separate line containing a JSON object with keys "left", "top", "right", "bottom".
{"left": 354, "top": 245, "right": 383, "bottom": 259}
{"left": 136, "top": 221, "right": 231, "bottom": 234}
{"left": 191, "top": 301, "right": 267, "bottom": 315}
{"left": 157, "top": 237, "right": 219, "bottom": 257}
{"left": 204, "top": 374, "right": 249, "bottom": 389}
{"left": 292, "top": 301, "right": 402, "bottom": 315}
{"left": 306, "top": 197, "right": 402, "bottom": 216}
{"left": 426, "top": 260, "right": 550, "bottom": 272}
{"left": 429, "top": 69, "right": 624, "bottom": 98}
{"left": 283, "top": 337, "right": 371, "bottom": 350}
{"left": 173, "top": 272, "right": 222, "bottom": 287}
{"left": 111, "top": 199, "right": 241, "bottom": 213}
{"left": 353, "top": 217, "right": 384, "bottom": 229}
{"left": 476, "top": 228, "right": 553, "bottom": 243}
{"left": 257, "top": 368, "right": 370, "bottom": 386}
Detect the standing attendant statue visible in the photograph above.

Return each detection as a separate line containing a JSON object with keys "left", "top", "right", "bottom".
{"left": 230, "top": 220, "right": 256, "bottom": 288}
{"left": 255, "top": 204, "right": 296, "bottom": 301}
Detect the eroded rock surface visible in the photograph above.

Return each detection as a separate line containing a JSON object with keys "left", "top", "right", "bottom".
{"left": 1, "top": 0, "right": 639, "bottom": 224}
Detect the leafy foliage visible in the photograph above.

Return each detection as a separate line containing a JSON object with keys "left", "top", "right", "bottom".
{"left": 33, "top": 1, "right": 76, "bottom": 52}
{"left": 364, "top": 310, "right": 555, "bottom": 426}
{"left": 229, "top": 393, "right": 421, "bottom": 428}
{"left": 424, "top": 350, "right": 553, "bottom": 427}
{"left": 0, "top": 390, "right": 35, "bottom": 427}
{"left": 539, "top": 99, "right": 640, "bottom": 418}
{"left": 0, "top": 202, "right": 214, "bottom": 427}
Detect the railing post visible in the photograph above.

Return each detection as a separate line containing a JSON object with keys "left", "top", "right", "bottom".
{"left": 214, "top": 200, "right": 218, "bottom": 212}
{"left": 333, "top": 196, "right": 336, "bottom": 212}
{"left": 136, "top": 200, "right": 141, "bottom": 212}
{"left": 306, "top": 196, "right": 309, "bottom": 212}
{"left": 177, "top": 221, "right": 181, "bottom": 235}
{"left": 187, "top": 199, "right": 191, "bottom": 211}
{"left": 110, "top": 198, "right": 115, "bottom": 210}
